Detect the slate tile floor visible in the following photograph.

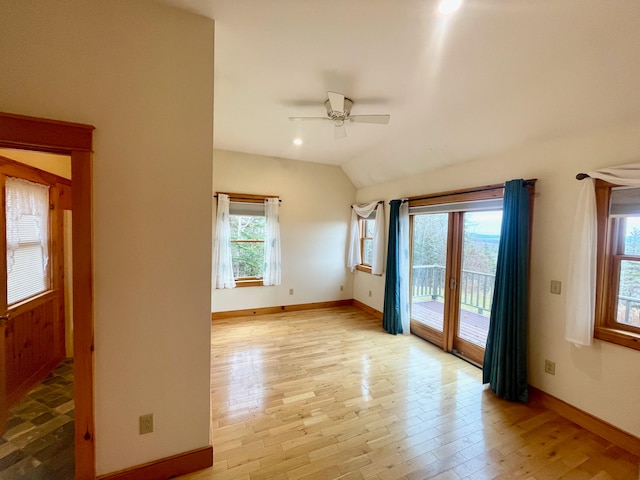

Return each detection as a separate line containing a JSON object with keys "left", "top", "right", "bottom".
{"left": 0, "top": 359, "right": 74, "bottom": 480}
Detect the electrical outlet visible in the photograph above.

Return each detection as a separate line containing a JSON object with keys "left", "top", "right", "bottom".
{"left": 139, "top": 414, "right": 153, "bottom": 434}
{"left": 289, "top": 288, "right": 294, "bottom": 295}
{"left": 340, "top": 285, "right": 344, "bottom": 292}
{"left": 368, "top": 290, "right": 372, "bottom": 297}
{"left": 550, "top": 280, "right": 562, "bottom": 295}
{"left": 544, "top": 360, "right": 556, "bottom": 376}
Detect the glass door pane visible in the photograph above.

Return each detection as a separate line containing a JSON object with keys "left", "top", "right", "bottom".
{"left": 616, "top": 217, "right": 640, "bottom": 328}
{"left": 411, "top": 213, "right": 449, "bottom": 335}
{"left": 457, "top": 210, "right": 502, "bottom": 349}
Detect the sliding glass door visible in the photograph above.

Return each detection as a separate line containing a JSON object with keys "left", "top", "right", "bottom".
{"left": 410, "top": 213, "right": 449, "bottom": 345}
{"left": 410, "top": 208, "right": 503, "bottom": 366}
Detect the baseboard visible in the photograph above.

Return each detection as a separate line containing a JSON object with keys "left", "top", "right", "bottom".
{"left": 528, "top": 386, "right": 640, "bottom": 456}
{"left": 352, "top": 299, "right": 383, "bottom": 319}
{"left": 97, "top": 445, "right": 213, "bottom": 480}
{"left": 212, "top": 299, "right": 353, "bottom": 320}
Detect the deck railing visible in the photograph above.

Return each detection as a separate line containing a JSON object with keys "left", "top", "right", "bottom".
{"left": 617, "top": 295, "right": 640, "bottom": 326}
{"left": 411, "top": 265, "right": 496, "bottom": 315}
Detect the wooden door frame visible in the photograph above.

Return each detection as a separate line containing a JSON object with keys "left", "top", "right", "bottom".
{"left": 0, "top": 112, "right": 95, "bottom": 479}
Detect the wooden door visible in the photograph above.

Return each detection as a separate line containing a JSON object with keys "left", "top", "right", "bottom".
{"left": 410, "top": 209, "right": 503, "bottom": 366}
{"left": 450, "top": 210, "right": 503, "bottom": 365}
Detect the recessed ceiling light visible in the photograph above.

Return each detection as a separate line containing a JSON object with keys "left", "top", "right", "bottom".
{"left": 438, "top": 0, "right": 463, "bottom": 14}
{"left": 293, "top": 138, "right": 303, "bottom": 146}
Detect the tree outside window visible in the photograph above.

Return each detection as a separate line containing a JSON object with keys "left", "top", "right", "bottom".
{"left": 229, "top": 215, "right": 265, "bottom": 280}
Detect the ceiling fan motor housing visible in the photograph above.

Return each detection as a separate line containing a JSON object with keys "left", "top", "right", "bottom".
{"left": 325, "top": 98, "right": 353, "bottom": 125}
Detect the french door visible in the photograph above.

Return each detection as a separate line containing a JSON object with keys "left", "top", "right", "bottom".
{"left": 410, "top": 209, "right": 503, "bottom": 365}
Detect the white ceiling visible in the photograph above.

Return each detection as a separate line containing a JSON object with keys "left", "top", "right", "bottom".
{"left": 160, "top": 0, "right": 640, "bottom": 188}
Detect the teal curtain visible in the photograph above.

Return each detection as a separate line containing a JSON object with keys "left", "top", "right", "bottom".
{"left": 483, "top": 179, "right": 530, "bottom": 402}
{"left": 383, "top": 200, "right": 403, "bottom": 335}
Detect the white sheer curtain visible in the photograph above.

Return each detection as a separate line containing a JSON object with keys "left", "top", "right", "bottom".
{"left": 6, "top": 177, "right": 49, "bottom": 268}
{"left": 6, "top": 177, "right": 50, "bottom": 303}
{"left": 399, "top": 201, "right": 411, "bottom": 334}
{"left": 347, "top": 201, "right": 384, "bottom": 274}
{"left": 263, "top": 197, "right": 281, "bottom": 286}
{"left": 212, "top": 193, "right": 236, "bottom": 289}
{"left": 566, "top": 162, "right": 640, "bottom": 345}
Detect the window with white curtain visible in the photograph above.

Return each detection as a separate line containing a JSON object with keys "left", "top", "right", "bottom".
{"left": 213, "top": 193, "right": 281, "bottom": 288}
{"left": 348, "top": 201, "right": 384, "bottom": 275}
{"left": 6, "top": 177, "right": 50, "bottom": 304}
{"left": 229, "top": 201, "right": 266, "bottom": 281}
{"left": 593, "top": 182, "right": 640, "bottom": 348}
{"left": 361, "top": 217, "right": 375, "bottom": 267}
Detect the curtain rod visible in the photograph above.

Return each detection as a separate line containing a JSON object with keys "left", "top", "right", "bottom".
{"left": 213, "top": 194, "right": 282, "bottom": 202}
{"left": 576, "top": 173, "right": 590, "bottom": 180}
{"left": 351, "top": 201, "right": 384, "bottom": 208}
{"left": 402, "top": 179, "right": 537, "bottom": 204}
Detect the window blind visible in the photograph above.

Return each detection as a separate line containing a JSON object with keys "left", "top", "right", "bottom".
{"left": 6, "top": 177, "right": 50, "bottom": 305}
{"left": 229, "top": 201, "right": 265, "bottom": 217}
{"left": 7, "top": 215, "right": 48, "bottom": 304}
{"left": 610, "top": 186, "right": 640, "bottom": 217}
{"left": 409, "top": 198, "right": 503, "bottom": 215}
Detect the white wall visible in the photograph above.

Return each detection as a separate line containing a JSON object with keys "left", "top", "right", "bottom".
{"left": 0, "top": 1, "right": 214, "bottom": 475}
{"left": 355, "top": 119, "right": 640, "bottom": 438}
{"left": 212, "top": 150, "right": 355, "bottom": 312}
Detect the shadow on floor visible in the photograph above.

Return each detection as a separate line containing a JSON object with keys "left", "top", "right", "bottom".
{"left": 0, "top": 359, "right": 74, "bottom": 480}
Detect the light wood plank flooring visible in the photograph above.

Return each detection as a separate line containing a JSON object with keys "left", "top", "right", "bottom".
{"left": 181, "top": 306, "right": 639, "bottom": 480}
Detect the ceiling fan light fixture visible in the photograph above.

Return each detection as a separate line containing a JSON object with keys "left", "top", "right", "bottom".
{"left": 438, "top": 0, "right": 463, "bottom": 14}
{"left": 293, "top": 138, "right": 303, "bottom": 146}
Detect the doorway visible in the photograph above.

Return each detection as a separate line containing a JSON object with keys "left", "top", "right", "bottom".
{"left": 0, "top": 112, "right": 94, "bottom": 479}
{"left": 0, "top": 150, "right": 75, "bottom": 477}
{"left": 408, "top": 190, "right": 504, "bottom": 366}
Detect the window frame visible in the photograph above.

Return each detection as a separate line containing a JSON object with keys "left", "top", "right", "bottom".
{"left": 356, "top": 217, "right": 375, "bottom": 273}
{"left": 220, "top": 192, "right": 277, "bottom": 288}
{"left": 5, "top": 178, "right": 52, "bottom": 306}
{"left": 594, "top": 180, "right": 640, "bottom": 350}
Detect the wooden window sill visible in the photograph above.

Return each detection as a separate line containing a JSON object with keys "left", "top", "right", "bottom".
{"left": 235, "top": 279, "right": 264, "bottom": 288}
{"left": 594, "top": 326, "right": 640, "bottom": 351}
{"left": 355, "top": 265, "right": 372, "bottom": 274}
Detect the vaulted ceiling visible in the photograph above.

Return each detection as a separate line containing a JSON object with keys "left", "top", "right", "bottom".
{"left": 159, "top": 0, "right": 640, "bottom": 188}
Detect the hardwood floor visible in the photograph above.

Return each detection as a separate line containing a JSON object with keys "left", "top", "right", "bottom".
{"left": 181, "top": 306, "right": 639, "bottom": 480}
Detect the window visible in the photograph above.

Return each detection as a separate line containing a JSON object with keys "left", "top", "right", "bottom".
{"left": 594, "top": 181, "right": 640, "bottom": 349}
{"left": 348, "top": 201, "right": 383, "bottom": 275}
{"left": 212, "top": 192, "right": 281, "bottom": 289}
{"left": 6, "top": 177, "right": 50, "bottom": 304}
{"left": 359, "top": 217, "right": 375, "bottom": 269}
{"left": 229, "top": 199, "right": 266, "bottom": 286}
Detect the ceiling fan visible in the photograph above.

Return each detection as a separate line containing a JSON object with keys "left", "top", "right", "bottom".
{"left": 288, "top": 91, "right": 390, "bottom": 139}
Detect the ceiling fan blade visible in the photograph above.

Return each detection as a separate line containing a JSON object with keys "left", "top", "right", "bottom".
{"left": 334, "top": 124, "right": 347, "bottom": 139}
{"left": 288, "top": 116, "right": 331, "bottom": 122}
{"left": 350, "top": 115, "right": 391, "bottom": 125}
{"left": 328, "top": 91, "right": 345, "bottom": 114}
